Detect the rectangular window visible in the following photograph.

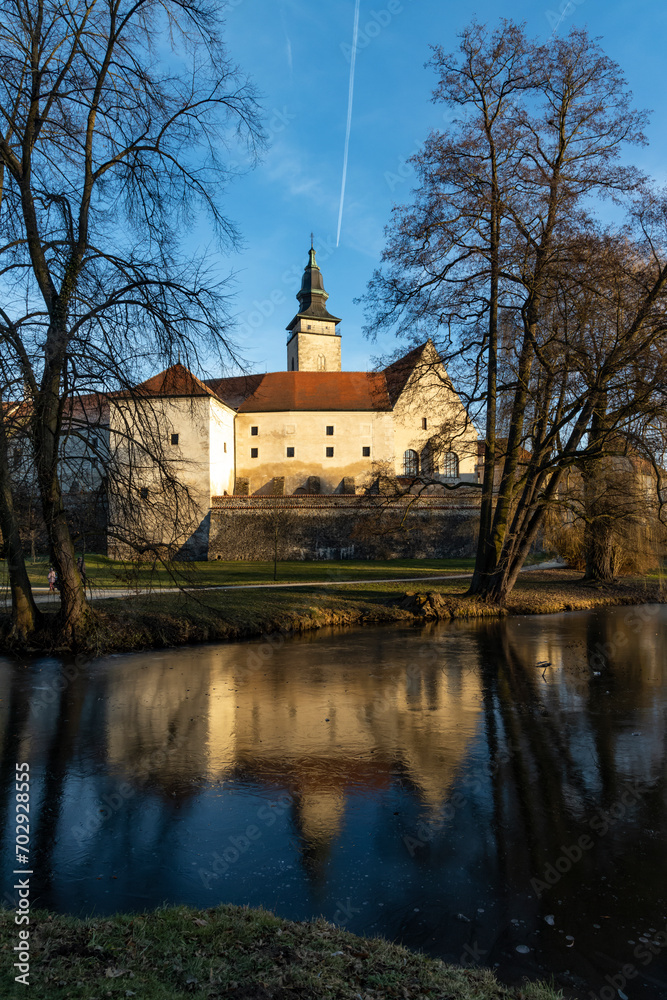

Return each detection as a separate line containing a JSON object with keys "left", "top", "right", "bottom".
{"left": 286, "top": 447, "right": 295, "bottom": 457}
{"left": 140, "top": 487, "right": 149, "bottom": 500}
{"left": 326, "top": 425, "right": 334, "bottom": 436}
{"left": 422, "top": 417, "right": 428, "bottom": 430}
{"left": 326, "top": 446, "right": 334, "bottom": 458}
{"left": 251, "top": 426, "right": 258, "bottom": 436}
{"left": 362, "top": 446, "right": 371, "bottom": 457}
{"left": 170, "top": 433, "right": 179, "bottom": 445}
{"left": 251, "top": 448, "right": 258, "bottom": 458}
{"left": 223, "top": 442, "right": 227, "bottom": 453}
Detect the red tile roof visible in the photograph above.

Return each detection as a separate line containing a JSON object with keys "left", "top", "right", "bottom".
{"left": 204, "top": 374, "right": 264, "bottom": 409}
{"left": 133, "top": 363, "right": 221, "bottom": 400}
{"left": 383, "top": 342, "right": 431, "bottom": 404}
{"left": 128, "top": 343, "right": 432, "bottom": 413}
{"left": 233, "top": 371, "right": 392, "bottom": 412}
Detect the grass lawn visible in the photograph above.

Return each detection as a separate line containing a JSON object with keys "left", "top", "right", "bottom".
{"left": 1, "top": 563, "right": 661, "bottom": 654}
{"left": 1, "top": 553, "right": 482, "bottom": 591}
{"left": 11, "top": 565, "right": 655, "bottom": 655}
{"left": 0, "top": 903, "right": 566, "bottom": 1000}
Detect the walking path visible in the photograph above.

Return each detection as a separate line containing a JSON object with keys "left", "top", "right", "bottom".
{"left": 4, "top": 561, "right": 564, "bottom": 607}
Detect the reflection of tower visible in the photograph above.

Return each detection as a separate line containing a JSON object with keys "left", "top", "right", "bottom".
{"left": 286, "top": 244, "right": 342, "bottom": 372}
{"left": 289, "top": 784, "right": 346, "bottom": 882}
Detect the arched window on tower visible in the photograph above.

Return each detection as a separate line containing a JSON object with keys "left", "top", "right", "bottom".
{"left": 317, "top": 354, "right": 326, "bottom": 371}
{"left": 442, "top": 452, "right": 459, "bottom": 479}
{"left": 403, "top": 449, "right": 419, "bottom": 477}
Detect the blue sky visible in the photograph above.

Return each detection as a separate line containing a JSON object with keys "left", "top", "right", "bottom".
{"left": 210, "top": 0, "right": 667, "bottom": 377}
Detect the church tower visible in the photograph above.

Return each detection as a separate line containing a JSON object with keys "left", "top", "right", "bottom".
{"left": 286, "top": 243, "right": 342, "bottom": 372}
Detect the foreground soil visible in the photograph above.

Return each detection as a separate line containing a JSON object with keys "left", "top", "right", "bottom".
{"left": 1, "top": 568, "right": 664, "bottom": 655}
{"left": 0, "top": 903, "right": 566, "bottom": 1000}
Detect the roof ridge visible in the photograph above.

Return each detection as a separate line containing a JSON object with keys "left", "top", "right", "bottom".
{"left": 383, "top": 341, "right": 433, "bottom": 404}
{"left": 133, "top": 362, "right": 223, "bottom": 402}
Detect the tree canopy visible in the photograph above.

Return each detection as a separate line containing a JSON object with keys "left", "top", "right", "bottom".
{"left": 0, "top": 0, "right": 264, "bottom": 637}
{"left": 363, "top": 20, "right": 667, "bottom": 603}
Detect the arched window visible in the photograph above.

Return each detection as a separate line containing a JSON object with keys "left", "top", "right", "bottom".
{"left": 403, "top": 449, "right": 419, "bottom": 477}
{"left": 317, "top": 354, "right": 326, "bottom": 371}
{"left": 442, "top": 452, "right": 459, "bottom": 479}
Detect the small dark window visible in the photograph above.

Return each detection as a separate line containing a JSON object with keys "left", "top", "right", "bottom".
{"left": 251, "top": 448, "right": 258, "bottom": 459}
{"left": 362, "top": 446, "right": 371, "bottom": 457}
{"left": 326, "top": 447, "right": 334, "bottom": 458}
{"left": 170, "top": 433, "right": 179, "bottom": 445}
{"left": 223, "top": 442, "right": 227, "bottom": 453}
{"left": 326, "top": 425, "right": 334, "bottom": 436}
{"left": 291, "top": 358, "right": 295, "bottom": 371}
{"left": 286, "top": 447, "right": 295, "bottom": 458}
{"left": 140, "top": 487, "right": 149, "bottom": 500}
{"left": 251, "top": 426, "right": 258, "bottom": 436}
{"left": 422, "top": 417, "right": 427, "bottom": 430}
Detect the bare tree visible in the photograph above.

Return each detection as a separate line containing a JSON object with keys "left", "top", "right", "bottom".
{"left": 364, "top": 21, "right": 667, "bottom": 605}
{"left": 0, "top": 0, "right": 263, "bottom": 637}
{"left": 366, "top": 22, "right": 537, "bottom": 584}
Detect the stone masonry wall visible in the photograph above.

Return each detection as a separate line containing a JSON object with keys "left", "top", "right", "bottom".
{"left": 208, "top": 494, "right": 481, "bottom": 560}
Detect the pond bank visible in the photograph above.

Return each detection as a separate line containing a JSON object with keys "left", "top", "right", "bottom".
{"left": 1, "top": 567, "right": 664, "bottom": 655}
{"left": 0, "top": 903, "right": 566, "bottom": 999}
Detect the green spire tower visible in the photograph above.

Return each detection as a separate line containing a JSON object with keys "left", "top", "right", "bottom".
{"left": 286, "top": 244, "right": 342, "bottom": 372}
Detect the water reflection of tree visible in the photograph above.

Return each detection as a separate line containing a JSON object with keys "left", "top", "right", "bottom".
{"left": 30, "top": 668, "right": 88, "bottom": 906}
{"left": 473, "top": 614, "right": 667, "bottom": 989}
{"left": 0, "top": 664, "right": 33, "bottom": 874}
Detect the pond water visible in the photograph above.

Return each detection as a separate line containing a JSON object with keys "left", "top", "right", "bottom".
{"left": 1, "top": 605, "right": 666, "bottom": 998}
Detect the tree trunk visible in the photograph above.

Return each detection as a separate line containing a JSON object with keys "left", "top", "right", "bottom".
{"left": 582, "top": 399, "right": 616, "bottom": 583}
{"left": 274, "top": 519, "right": 278, "bottom": 581}
{"left": 33, "top": 366, "right": 88, "bottom": 635}
{"left": 470, "top": 194, "right": 499, "bottom": 595}
{"left": 0, "top": 403, "right": 41, "bottom": 639}
{"left": 484, "top": 509, "right": 544, "bottom": 606}
{"left": 582, "top": 468, "right": 616, "bottom": 582}
{"left": 583, "top": 517, "right": 616, "bottom": 582}
{"left": 487, "top": 334, "right": 535, "bottom": 565}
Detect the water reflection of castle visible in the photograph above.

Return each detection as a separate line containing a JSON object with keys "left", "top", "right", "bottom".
{"left": 5, "top": 614, "right": 666, "bottom": 997}
{"left": 99, "top": 612, "right": 667, "bottom": 864}
{"left": 104, "top": 634, "right": 484, "bottom": 849}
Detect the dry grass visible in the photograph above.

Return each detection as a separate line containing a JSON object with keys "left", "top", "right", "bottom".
{"left": 0, "top": 567, "right": 663, "bottom": 655}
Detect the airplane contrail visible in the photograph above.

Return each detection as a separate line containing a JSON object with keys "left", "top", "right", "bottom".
{"left": 336, "top": 0, "right": 361, "bottom": 248}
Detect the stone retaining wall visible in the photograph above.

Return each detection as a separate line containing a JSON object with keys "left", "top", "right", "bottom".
{"left": 208, "top": 493, "right": 482, "bottom": 560}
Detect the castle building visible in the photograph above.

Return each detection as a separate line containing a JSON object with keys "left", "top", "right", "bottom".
{"left": 107, "top": 246, "right": 480, "bottom": 557}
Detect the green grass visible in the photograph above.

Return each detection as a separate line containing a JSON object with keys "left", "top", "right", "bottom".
{"left": 2, "top": 553, "right": 480, "bottom": 591}
{"left": 1, "top": 550, "right": 558, "bottom": 593}
{"left": 0, "top": 903, "right": 567, "bottom": 1000}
